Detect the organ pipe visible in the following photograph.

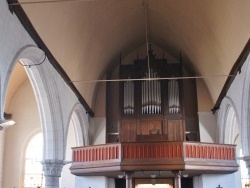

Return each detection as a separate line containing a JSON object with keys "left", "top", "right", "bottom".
{"left": 124, "top": 80, "right": 134, "bottom": 115}
{"left": 168, "top": 79, "right": 180, "bottom": 114}
{"left": 141, "top": 70, "right": 161, "bottom": 115}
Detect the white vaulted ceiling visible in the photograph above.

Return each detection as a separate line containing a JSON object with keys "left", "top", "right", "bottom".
{"left": 7, "top": 0, "right": 250, "bottom": 111}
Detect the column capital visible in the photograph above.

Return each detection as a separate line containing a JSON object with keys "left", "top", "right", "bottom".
{"left": 42, "top": 159, "right": 64, "bottom": 177}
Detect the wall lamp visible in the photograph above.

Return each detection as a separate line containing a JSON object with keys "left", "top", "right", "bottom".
{"left": 0, "top": 119, "right": 15, "bottom": 130}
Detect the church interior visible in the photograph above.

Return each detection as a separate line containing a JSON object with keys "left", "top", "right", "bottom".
{"left": 0, "top": 0, "right": 250, "bottom": 188}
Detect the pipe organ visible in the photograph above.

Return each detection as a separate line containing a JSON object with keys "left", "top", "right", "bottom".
{"left": 168, "top": 79, "right": 180, "bottom": 114}
{"left": 123, "top": 79, "right": 134, "bottom": 115}
{"left": 141, "top": 70, "right": 161, "bottom": 115}
{"left": 106, "top": 47, "right": 199, "bottom": 143}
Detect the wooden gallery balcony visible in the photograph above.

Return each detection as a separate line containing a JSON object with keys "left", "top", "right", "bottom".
{"left": 70, "top": 141, "right": 238, "bottom": 178}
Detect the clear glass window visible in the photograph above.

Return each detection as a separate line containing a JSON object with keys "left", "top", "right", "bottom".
{"left": 23, "top": 133, "right": 44, "bottom": 188}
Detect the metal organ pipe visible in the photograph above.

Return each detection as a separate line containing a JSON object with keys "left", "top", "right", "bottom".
{"left": 124, "top": 82, "right": 127, "bottom": 114}
{"left": 141, "top": 70, "right": 161, "bottom": 115}
{"left": 173, "top": 80, "right": 176, "bottom": 113}
{"left": 143, "top": 78, "right": 145, "bottom": 114}
{"left": 157, "top": 79, "right": 161, "bottom": 114}
{"left": 168, "top": 79, "right": 180, "bottom": 114}
{"left": 168, "top": 80, "right": 171, "bottom": 114}
{"left": 131, "top": 81, "right": 134, "bottom": 114}
{"left": 129, "top": 81, "right": 131, "bottom": 114}
{"left": 124, "top": 80, "right": 134, "bottom": 115}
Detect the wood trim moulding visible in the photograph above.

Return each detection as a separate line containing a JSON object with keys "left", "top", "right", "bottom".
{"left": 6, "top": 0, "right": 94, "bottom": 117}
{"left": 212, "top": 38, "right": 250, "bottom": 113}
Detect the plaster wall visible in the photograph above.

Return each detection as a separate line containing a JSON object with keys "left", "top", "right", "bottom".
{"left": 196, "top": 79, "right": 214, "bottom": 112}
{"left": 0, "top": 2, "right": 90, "bottom": 186}
{"left": 0, "top": 0, "right": 35, "bottom": 116}
{"left": 193, "top": 173, "right": 240, "bottom": 188}
{"left": 3, "top": 80, "right": 40, "bottom": 188}
{"left": 75, "top": 176, "right": 115, "bottom": 188}
{"left": 93, "top": 82, "right": 106, "bottom": 117}
{"left": 225, "top": 61, "right": 247, "bottom": 126}
{"left": 89, "top": 117, "right": 106, "bottom": 145}
{"left": 218, "top": 53, "right": 250, "bottom": 152}
{"left": 198, "top": 112, "right": 216, "bottom": 143}
{"left": 217, "top": 53, "right": 250, "bottom": 127}
{"left": 60, "top": 123, "right": 76, "bottom": 188}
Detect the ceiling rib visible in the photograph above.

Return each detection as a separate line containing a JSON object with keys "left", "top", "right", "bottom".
{"left": 212, "top": 38, "right": 250, "bottom": 113}
{"left": 7, "top": 0, "right": 94, "bottom": 117}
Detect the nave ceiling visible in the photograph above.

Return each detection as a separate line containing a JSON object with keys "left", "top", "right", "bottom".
{"left": 5, "top": 0, "right": 250, "bottom": 113}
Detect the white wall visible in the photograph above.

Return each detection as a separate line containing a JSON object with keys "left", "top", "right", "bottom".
{"left": 3, "top": 80, "right": 40, "bottom": 188}
{"left": 193, "top": 173, "right": 239, "bottom": 188}
{"left": 198, "top": 112, "right": 216, "bottom": 143}
{"left": 75, "top": 176, "right": 115, "bottom": 188}
{"left": 218, "top": 54, "right": 250, "bottom": 155}
{"left": 0, "top": 0, "right": 35, "bottom": 116}
{"left": 60, "top": 122, "right": 76, "bottom": 188}
{"left": 89, "top": 117, "right": 106, "bottom": 145}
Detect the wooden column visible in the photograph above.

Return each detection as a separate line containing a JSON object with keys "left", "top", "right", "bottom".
{"left": 125, "top": 172, "right": 133, "bottom": 188}
{"left": 173, "top": 171, "right": 181, "bottom": 188}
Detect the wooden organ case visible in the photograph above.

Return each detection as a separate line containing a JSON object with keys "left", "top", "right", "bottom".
{"left": 106, "top": 48, "right": 199, "bottom": 143}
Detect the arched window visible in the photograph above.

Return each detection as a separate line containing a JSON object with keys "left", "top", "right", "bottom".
{"left": 23, "top": 133, "right": 44, "bottom": 188}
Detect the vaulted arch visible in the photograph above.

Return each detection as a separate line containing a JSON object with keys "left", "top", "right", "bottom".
{"left": 67, "top": 103, "right": 89, "bottom": 148}
{"left": 5, "top": 45, "right": 65, "bottom": 160}
{"left": 217, "top": 96, "right": 239, "bottom": 145}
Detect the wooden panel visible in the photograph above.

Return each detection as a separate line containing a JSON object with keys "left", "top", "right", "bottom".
{"left": 122, "top": 142, "right": 183, "bottom": 159}
{"left": 138, "top": 120, "right": 163, "bottom": 135}
{"left": 120, "top": 119, "right": 136, "bottom": 142}
{"left": 168, "top": 120, "right": 184, "bottom": 141}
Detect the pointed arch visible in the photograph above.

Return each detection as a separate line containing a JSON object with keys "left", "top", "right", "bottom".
{"left": 5, "top": 45, "right": 65, "bottom": 161}
{"left": 66, "top": 103, "right": 90, "bottom": 148}
{"left": 218, "top": 96, "right": 240, "bottom": 145}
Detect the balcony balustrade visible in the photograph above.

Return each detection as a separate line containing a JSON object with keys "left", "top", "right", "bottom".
{"left": 70, "top": 141, "right": 238, "bottom": 177}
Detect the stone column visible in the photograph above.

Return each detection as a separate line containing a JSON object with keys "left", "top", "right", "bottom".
{"left": 42, "top": 159, "right": 64, "bottom": 188}
{"left": 0, "top": 130, "right": 5, "bottom": 188}
{"left": 244, "top": 158, "right": 250, "bottom": 186}
{"left": 245, "top": 158, "right": 250, "bottom": 171}
{"left": 173, "top": 171, "right": 181, "bottom": 188}
{"left": 125, "top": 172, "right": 133, "bottom": 188}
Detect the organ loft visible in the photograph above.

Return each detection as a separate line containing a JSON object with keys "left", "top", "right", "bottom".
{"left": 70, "top": 46, "right": 238, "bottom": 188}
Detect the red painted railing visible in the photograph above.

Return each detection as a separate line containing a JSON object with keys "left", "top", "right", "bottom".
{"left": 184, "top": 142, "right": 235, "bottom": 160}
{"left": 122, "top": 142, "right": 183, "bottom": 159}
{"left": 73, "top": 143, "right": 121, "bottom": 162}
{"left": 72, "top": 142, "right": 236, "bottom": 163}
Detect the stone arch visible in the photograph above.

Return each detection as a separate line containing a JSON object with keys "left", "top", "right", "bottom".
{"left": 5, "top": 45, "right": 65, "bottom": 161}
{"left": 67, "top": 103, "right": 89, "bottom": 148}
{"left": 241, "top": 54, "right": 250, "bottom": 157}
{"left": 218, "top": 96, "right": 240, "bottom": 145}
